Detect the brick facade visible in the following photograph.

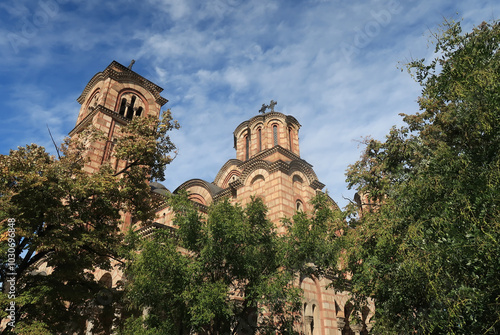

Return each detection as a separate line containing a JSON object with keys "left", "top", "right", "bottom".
{"left": 72, "top": 61, "right": 374, "bottom": 334}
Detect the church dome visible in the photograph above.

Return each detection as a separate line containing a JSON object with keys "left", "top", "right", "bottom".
{"left": 150, "top": 181, "right": 170, "bottom": 196}
{"left": 233, "top": 108, "right": 301, "bottom": 162}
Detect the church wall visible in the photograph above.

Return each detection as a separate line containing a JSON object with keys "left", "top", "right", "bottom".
{"left": 68, "top": 61, "right": 377, "bottom": 335}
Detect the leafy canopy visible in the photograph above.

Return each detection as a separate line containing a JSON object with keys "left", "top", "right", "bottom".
{"left": 0, "top": 110, "right": 178, "bottom": 334}
{"left": 122, "top": 193, "right": 308, "bottom": 335}
{"left": 338, "top": 20, "right": 500, "bottom": 334}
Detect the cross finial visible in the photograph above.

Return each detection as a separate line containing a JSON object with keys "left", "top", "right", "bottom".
{"left": 258, "top": 103, "right": 268, "bottom": 114}
{"left": 269, "top": 100, "right": 277, "bottom": 112}
{"left": 128, "top": 59, "right": 135, "bottom": 70}
{"left": 258, "top": 100, "right": 278, "bottom": 114}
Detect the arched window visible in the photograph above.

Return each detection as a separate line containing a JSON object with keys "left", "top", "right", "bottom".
{"left": 136, "top": 106, "right": 143, "bottom": 117}
{"left": 311, "top": 305, "right": 316, "bottom": 335}
{"left": 257, "top": 128, "right": 262, "bottom": 152}
{"left": 119, "top": 98, "right": 127, "bottom": 116}
{"left": 117, "top": 93, "right": 146, "bottom": 119}
{"left": 296, "top": 200, "right": 304, "bottom": 212}
{"left": 126, "top": 95, "right": 136, "bottom": 119}
{"left": 245, "top": 135, "right": 250, "bottom": 160}
{"left": 288, "top": 127, "right": 293, "bottom": 150}
{"left": 273, "top": 125, "right": 278, "bottom": 146}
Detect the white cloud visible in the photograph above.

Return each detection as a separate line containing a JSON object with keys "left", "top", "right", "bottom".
{"left": 1, "top": 0, "right": 499, "bottom": 207}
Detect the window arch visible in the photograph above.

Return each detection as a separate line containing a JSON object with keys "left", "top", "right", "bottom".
{"left": 118, "top": 98, "right": 127, "bottom": 116}
{"left": 245, "top": 134, "right": 250, "bottom": 160}
{"left": 126, "top": 95, "right": 136, "bottom": 119}
{"left": 250, "top": 174, "right": 265, "bottom": 185}
{"left": 257, "top": 128, "right": 262, "bottom": 152}
{"left": 86, "top": 89, "right": 101, "bottom": 114}
{"left": 136, "top": 106, "right": 143, "bottom": 117}
{"left": 188, "top": 193, "right": 207, "bottom": 206}
{"left": 273, "top": 124, "right": 278, "bottom": 146}
{"left": 296, "top": 199, "right": 304, "bottom": 212}
{"left": 116, "top": 91, "right": 147, "bottom": 120}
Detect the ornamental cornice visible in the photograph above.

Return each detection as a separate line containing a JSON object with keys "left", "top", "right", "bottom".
{"left": 288, "top": 159, "right": 320, "bottom": 186}
{"left": 174, "top": 178, "right": 224, "bottom": 198}
{"left": 269, "top": 160, "right": 290, "bottom": 174}
{"left": 233, "top": 111, "right": 301, "bottom": 137}
{"left": 213, "top": 159, "right": 243, "bottom": 186}
{"left": 68, "top": 105, "right": 129, "bottom": 137}
{"left": 310, "top": 180, "right": 326, "bottom": 191}
{"left": 228, "top": 178, "right": 244, "bottom": 190}
{"left": 212, "top": 188, "right": 232, "bottom": 202}
{"left": 135, "top": 222, "right": 178, "bottom": 240}
{"left": 239, "top": 159, "right": 271, "bottom": 184}
{"left": 77, "top": 61, "right": 168, "bottom": 107}
{"left": 245, "top": 146, "right": 305, "bottom": 166}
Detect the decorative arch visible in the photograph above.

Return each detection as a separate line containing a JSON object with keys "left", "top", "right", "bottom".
{"left": 250, "top": 174, "right": 265, "bottom": 184}
{"left": 272, "top": 123, "right": 279, "bottom": 146}
{"left": 341, "top": 301, "right": 370, "bottom": 335}
{"left": 175, "top": 179, "right": 224, "bottom": 206}
{"left": 240, "top": 160, "right": 271, "bottom": 185}
{"left": 292, "top": 173, "right": 305, "bottom": 191}
{"left": 108, "top": 80, "right": 156, "bottom": 117}
{"left": 296, "top": 199, "right": 304, "bottom": 212}
{"left": 300, "top": 276, "right": 325, "bottom": 335}
{"left": 221, "top": 170, "right": 242, "bottom": 189}
{"left": 288, "top": 160, "right": 321, "bottom": 188}
{"left": 98, "top": 272, "right": 112, "bottom": 288}
{"left": 213, "top": 159, "right": 243, "bottom": 187}
{"left": 115, "top": 89, "right": 148, "bottom": 119}
{"left": 188, "top": 193, "right": 207, "bottom": 206}
{"left": 85, "top": 88, "right": 101, "bottom": 112}
{"left": 251, "top": 122, "right": 264, "bottom": 153}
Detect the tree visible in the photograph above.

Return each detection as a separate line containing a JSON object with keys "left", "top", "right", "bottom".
{"left": 337, "top": 20, "right": 500, "bottom": 334}
{"left": 0, "top": 110, "right": 178, "bottom": 334}
{"left": 121, "top": 193, "right": 306, "bottom": 335}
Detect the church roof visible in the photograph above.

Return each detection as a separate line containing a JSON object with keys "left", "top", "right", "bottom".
{"left": 150, "top": 181, "right": 170, "bottom": 197}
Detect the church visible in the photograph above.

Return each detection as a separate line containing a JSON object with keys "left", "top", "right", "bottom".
{"left": 71, "top": 60, "right": 374, "bottom": 335}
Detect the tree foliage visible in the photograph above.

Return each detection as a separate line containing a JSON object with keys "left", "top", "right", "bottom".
{"left": 338, "top": 20, "right": 500, "bottom": 334}
{"left": 122, "top": 193, "right": 308, "bottom": 335}
{"left": 0, "top": 110, "right": 178, "bottom": 334}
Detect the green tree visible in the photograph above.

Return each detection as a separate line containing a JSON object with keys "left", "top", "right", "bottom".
{"left": 122, "top": 193, "right": 304, "bottom": 335}
{"left": 338, "top": 20, "right": 500, "bottom": 334}
{"left": 0, "top": 111, "right": 178, "bottom": 334}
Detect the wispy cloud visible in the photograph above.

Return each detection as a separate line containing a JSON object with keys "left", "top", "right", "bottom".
{"left": 0, "top": 0, "right": 498, "bottom": 207}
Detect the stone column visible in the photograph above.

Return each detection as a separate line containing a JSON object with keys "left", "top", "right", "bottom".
{"left": 111, "top": 305, "right": 121, "bottom": 335}
{"left": 304, "top": 315, "right": 313, "bottom": 335}
{"left": 366, "top": 322, "right": 374, "bottom": 334}
{"left": 350, "top": 324, "right": 363, "bottom": 335}
{"left": 85, "top": 320, "right": 94, "bottom": 335}
{"left": 336, "top": 317, "right": 345, "bottom": 335}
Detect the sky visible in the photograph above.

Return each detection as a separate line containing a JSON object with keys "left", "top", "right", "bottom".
{"left": 0, "top": 0, "right": 498, "bottom": 207}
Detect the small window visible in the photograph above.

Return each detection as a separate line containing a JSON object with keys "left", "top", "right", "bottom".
{"left": 296, "top": 200, "right": 304, "bottom": 212}
{"left": 245, "top": 135, "right": 250, "bottom": 160}
{"left": 136, "top": 106, "right": 143, "bottom": 117}
{"left": 119, "top": 98, "right": 127, "bottom": 116}
{"left": 288, "top": 127, "right": 293, "bottom": 150}
{"left": 273, "top": 125, "right": 278, "bottom": 146}
{"left": 257, "top": 128, "right": 262, "bottom": 152}
{"left": 126, "top": 95, "right": 136, "bottom": 119}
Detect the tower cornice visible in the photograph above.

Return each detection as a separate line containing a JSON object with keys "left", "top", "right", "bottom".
{"left": 77, "top": 61, "right": 168, "bottom": 107}
{"left": 233, "top": 112, "right": 301, "bottom": 138}
{"left": 68, "top": 105, "right": 130, "bottom": 137}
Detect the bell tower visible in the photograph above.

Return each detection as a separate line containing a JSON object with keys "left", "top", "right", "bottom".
{"left": 69, "top": 60, "right": 168, "bottom": 174}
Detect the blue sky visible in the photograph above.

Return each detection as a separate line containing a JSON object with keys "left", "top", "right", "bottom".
{"left": 0, "top": 0, "right": 498, "bottom": 207}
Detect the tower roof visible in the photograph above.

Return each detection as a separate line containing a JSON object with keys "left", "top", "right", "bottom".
{"left": 77, "top": 61, "right": 168, "bottom": 107}
{"left": 233, "top": 111, "right": 301, "bottom": 137}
